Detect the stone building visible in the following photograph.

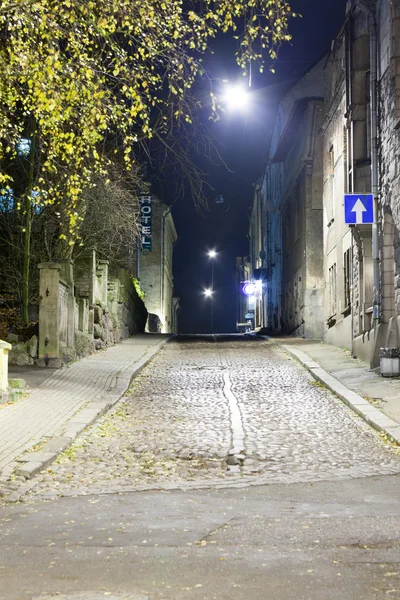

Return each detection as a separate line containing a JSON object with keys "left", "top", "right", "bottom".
{"left": 249, "top": 57, "right": 326, "bottom": 338}
{"left": 377, "top": 0, "right": 400, "bottom": 351}
{"left": 321, "top": 0, "right": 400, "bottom": 366}
{"left": 235, "top": 256, "right": 252, "bottom": 330}
{"left": 248, "top": 186, "right": 265, "bottom": 330}
{"left": 322, "top": 4, "right": 373, "bottom": 356}
{"left": 137, "top": 197, "right": 179, "bottom": 334}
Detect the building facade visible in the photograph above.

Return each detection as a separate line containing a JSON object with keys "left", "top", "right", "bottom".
{"left": 322, "top": 4, "right": 373, "bottom": 355}
{"left": 249, "top": 58, "right": 326, "bottom": 339}
{"left": 247, "top": 0, "right": 400, "bottom": 365}
{"left": 321, "top": 0, "right": 400, "bottom": 366}
{"left": 138, "top": 197, "right": 179, "bottom": 334}
{"left": 377, "top": 0, "right": 400, "bottom": 351}
{"left": 235, "top": 256, "right": 253, "bottom": 330}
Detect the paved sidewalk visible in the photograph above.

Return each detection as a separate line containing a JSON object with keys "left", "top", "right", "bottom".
{"left": 0, "top": 334, "right": 169, "bottom": 498}
{"left": 275, "top": 337, "right": 400, "bottom": 444}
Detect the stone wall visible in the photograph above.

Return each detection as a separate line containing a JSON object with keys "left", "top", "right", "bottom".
{"left": 109, "top": 269, "right": 148, "bottom": 339}
{"left": 379, "top": 66, "right": 400, "bottom": 322}
{"left": 283, "top": 266, "right": 305, "bottom": 337}
{"left": 74, "top": 259, "right": 147, "bottom": 355}
{"left": 36, "top": 255, "right": 147, "bottom": 366}
{"left": 375, "top": 1, "right": 400, "bottom": 349}
{"left": 58, "top": 281, "right": 69, "bottom": 344}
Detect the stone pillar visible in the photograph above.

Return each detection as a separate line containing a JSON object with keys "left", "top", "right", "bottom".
{"left": 107, "top": 276, "right": 119, "bottom": 319}
{"left": 59, "top": 259, "right": 75, "bottom": 348}
{"left": 78, "top": 297, "right": 89, "bottom": 333}
{"left": 88, "top": 250, "right": 96, "bottom": 335}
{"left": 38, "top": 262, "right": 61, "bottom": 367}
{"left": 0, "top": 340, "right": 12, "bottom": 392}
{"left": 96, "top": 260, "right": 109, "bottom": 306}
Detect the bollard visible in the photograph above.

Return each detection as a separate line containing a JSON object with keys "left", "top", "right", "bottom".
{"left": 380, "top": 347, "right": 400, "bottom": 377}
{"left": 0, "top": 340, "right": 12, "bottom": 392}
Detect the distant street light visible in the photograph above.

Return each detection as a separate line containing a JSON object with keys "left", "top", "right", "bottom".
{"left": 204, "top": 250, "right": 218, "bottom": 333}
{"left": 208, "top": 249, "right": 217, "bottom": 289}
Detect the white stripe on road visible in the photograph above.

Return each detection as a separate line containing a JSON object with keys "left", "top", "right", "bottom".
{"left": 223, "top": 371, "right": 245, "bottom": 453}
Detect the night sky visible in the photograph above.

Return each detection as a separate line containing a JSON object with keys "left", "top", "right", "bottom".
{"left": 172, "top": 0, "right": 348, "bottom": 334}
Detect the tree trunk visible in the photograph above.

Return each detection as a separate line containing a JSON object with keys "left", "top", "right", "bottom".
{"left": 22, "top": 136, "right": 35, "bottom": 325}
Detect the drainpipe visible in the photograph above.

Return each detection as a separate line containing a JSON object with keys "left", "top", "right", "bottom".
{"left": 161, "top": 206, "right": 171, "bottom": 331}
{"left": 354, "top": 0, "right": 380, "bottom": 326}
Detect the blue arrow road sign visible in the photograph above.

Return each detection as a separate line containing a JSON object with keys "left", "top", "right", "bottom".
{"left": 344, "top": 194, "right": 374, "bottom": 224}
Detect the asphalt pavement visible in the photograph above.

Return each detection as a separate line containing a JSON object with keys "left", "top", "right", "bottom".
{"left": 1, "top": 473, "right": 400, "bottom": 599}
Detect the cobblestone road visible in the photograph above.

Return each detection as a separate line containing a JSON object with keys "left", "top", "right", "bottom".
{"left": 29, "top": 338, "right": 400, "bottom": 499}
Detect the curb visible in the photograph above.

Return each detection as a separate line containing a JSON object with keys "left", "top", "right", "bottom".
{"left": 4, "top": 336, "right": 171, "bottom": 502}
{"left": 282, "top": 344, "right": 400, "bottom": 446}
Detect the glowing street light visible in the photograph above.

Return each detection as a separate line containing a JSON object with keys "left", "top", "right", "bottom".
{"left": 242, "top": 281, "right": 257, "bottom": 296}
{"left": 207, "top": 249, "right": 217, "bottom": 290}
{"left": 204, "top": 249, "right": 217, "bottom": 334}
{"left": 223, "top": 83, "right": 250, "bottom": 112}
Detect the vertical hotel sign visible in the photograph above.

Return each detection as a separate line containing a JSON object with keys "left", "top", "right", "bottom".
{"left": 140, "top": 196, "right": 152, "bottom": 251}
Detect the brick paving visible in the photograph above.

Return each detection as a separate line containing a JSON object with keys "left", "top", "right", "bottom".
{"left": 0, "top": 335, "right": 167, "bottom": 485}
{"left": 26, "top": 337, "right": 400, "bottom": 500}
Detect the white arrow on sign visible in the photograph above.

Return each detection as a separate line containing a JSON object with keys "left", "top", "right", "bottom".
{"left": 351, "top": 198, "right": 367, "bottom": 223}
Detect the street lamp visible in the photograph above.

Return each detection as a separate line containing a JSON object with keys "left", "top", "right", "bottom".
{"left": 208, "top": 249, "right": 217, "bottom": 290}
{"left": 222, "top": 83, "right": 250, "bottom": 112}
{"left": 207, "top": 250, "right": 218, "bottom": 334}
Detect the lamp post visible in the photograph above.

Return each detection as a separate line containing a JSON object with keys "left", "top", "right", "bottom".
{"left": 208, "top": 249, "right": 217, "bottom": 289}
{"left": 207, "top": 250, "right": 217, "bottom": 333}
{"left": 204, "top": 288, "right": 214, "bottom": 334}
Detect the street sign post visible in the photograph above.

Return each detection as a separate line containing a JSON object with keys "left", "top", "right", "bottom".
{"left": 344, "top": 194, "right": 374, "bottom": 225}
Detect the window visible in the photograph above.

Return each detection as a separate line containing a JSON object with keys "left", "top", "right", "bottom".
{"left": 16, "top": 137, "right": 31, "bottom": 157}
{"left": 30, "top": 190, "right": 44, "bottom": 214}
{"left": 0, "top": 188, "right": 43, "bottom": 214}
{"left": 329, "top": 263, "right": 337, "bottom": 317}
{"left": 343, "top": 249, "right": 351, "bottom": 311}
{"left": 0, "top": 188, "right": 15, "bottom": 212}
